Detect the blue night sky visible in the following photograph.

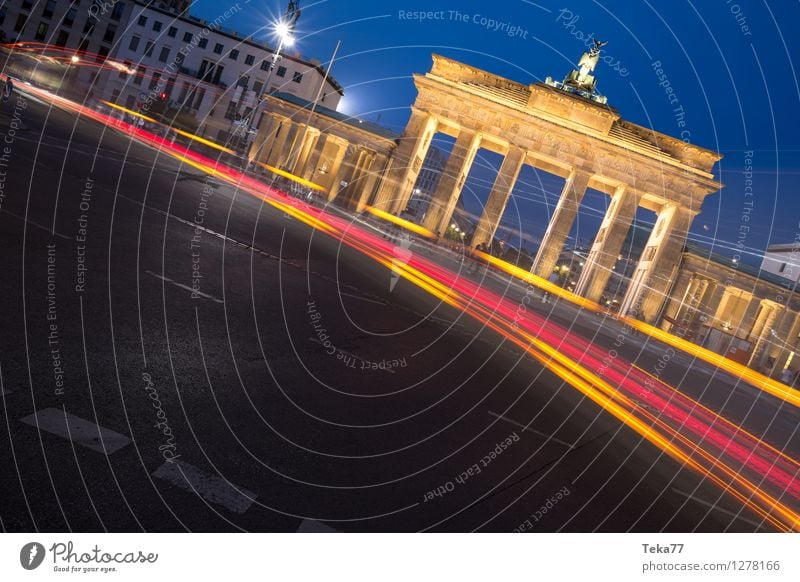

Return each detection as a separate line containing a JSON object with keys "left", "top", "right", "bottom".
{"left": 193, "top": 0, "right": 800, "bottom": 263}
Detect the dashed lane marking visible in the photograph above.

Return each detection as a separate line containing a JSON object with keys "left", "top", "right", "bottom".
{"left": 296, "top": 519, "right": 338, "bottom": 532}
{"left": 488, "top": 411, "right": 574, "bottom": 448}
{"left": 145, "top": 270, "right": 224, "bottom": 304}
{"left": 20, "top": 407, "right": 131, "bottom": 454}
{"left": 153, "top": 459, "right": 257, "bottom": 514}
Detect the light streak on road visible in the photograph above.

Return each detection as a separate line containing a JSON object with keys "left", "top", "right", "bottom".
{"left": 23, "top": 84, "right": 800, "bottom": 531}
{"left": 363, "top": 206, "right": 436, "bottom": 239}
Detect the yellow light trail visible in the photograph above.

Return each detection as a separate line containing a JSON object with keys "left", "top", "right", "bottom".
{"left": 363, "top": 206, "right": 437, "bottom": 239}
{"left": 474, "top": 250, "right": 800, "bottom": 409}
{"left": 255, "top": 162, "right": 328, "bottom": 192}
{"left": 101, "top": 100, "right": 158, "bottom": 124}
{"left": 173, "top": 129, "right": 235, "bottom": 154}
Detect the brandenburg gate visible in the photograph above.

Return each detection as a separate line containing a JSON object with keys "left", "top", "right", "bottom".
{"left": 372, "top": 46, "right": 723, "bottom": 324}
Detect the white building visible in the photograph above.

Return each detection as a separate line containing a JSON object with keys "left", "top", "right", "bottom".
{"left": 0, "top": 0, "right": 343, "bottom": 142}
{"left": 760, "top": 243, "right": 800, "bottom": 284}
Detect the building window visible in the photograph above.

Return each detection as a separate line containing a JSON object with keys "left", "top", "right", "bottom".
{"left": 83, "top": 20, "right": 95, "bottom": 37}
{"left": 183, "top": 32, "right": 192, "bottom": 42}
{"left": 35, "top": 22, "right": 49, "bottom": 41}
{"left": 64, "top": 8, "right": 76, "bottom": 27}
{"left": 229, "top": 49, "right": 239, "bottom": 60}
{"left": 292, "top": 72, "right": 303, "bottom": 83}
{"left": 43, "top": 0, "right": 56, "bottom": 19}
{"left": 153, "top": 21, "right": 162, "bottom": 32}
{"left": 213, "top": 43, "right": 223, "bottom": 54}
{"left": 224, "top": 100, "right": 238, "bottom": 120}
{"left": 198, "top": 38, "right": 207, "bottom": 49}
{"left": 125, "top": 95, "right": 136, "bottom": 109}
{"left": 158, "top": 47, "right": 170, "bottom": 63}
{"left": 252, "top": 81, "right": 263, "bottom": 95}
{"left": 13, "top": 14, "right": 28, "bottom": 33}
{"left": 260, "top": 60, "right": 270, "bottom": 71}
{"left": 96, "top": 45, "right": 109, "bottom": 63}
{"left": 245, "top": 54, "right": 255, "bottom": 66}
{"left": 168, "top": 26, "right": 177, "bottom": 38}
{"left": 21, "top": 0, "right": 33, "bottom": 10}
{"left": 145, "top": 40, "right": 154, "bottom": 57}
{"left": 110, "top": 2, "right": 125, "bottom": 21}
{"left": 134, "top": 66, "right": 145, "bottom": 86}
{"left": 175, "top": 51, "right": 185, "bottom": 66}
{"left": 55, "top": 30, "right": 69, "bottom": 47}
{"left": 103, "top": 23, "right": 117, "bottom": 44}
{"left": 149, "top": 71, "right": 161, "bottom": 91}
{"left": 137, "top": 15, "right": 147, "bottom": 26}
{"left": 780, "top": 263, "right": 788, "bottom": 273}
{"left": 236, "top": 75, "right": 248, "bottom": 88}
{"left": 276, "top": 66, "right": 286, "bottom": 77}
{"left": 119, "top": 61, "right": 131, "bottom": 79}
{"left": 129, "top": 35, "right": 140, "bottom": 51}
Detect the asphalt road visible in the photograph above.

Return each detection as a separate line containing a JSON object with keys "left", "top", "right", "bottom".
{"left": 0, "top": 85, "right": 795, "bottom": 532}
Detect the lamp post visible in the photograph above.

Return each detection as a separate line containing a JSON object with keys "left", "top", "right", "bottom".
{"left": 240, "top": 1, "right": 300, "bottom": 159}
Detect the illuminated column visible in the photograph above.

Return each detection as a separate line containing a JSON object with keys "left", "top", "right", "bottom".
{"left": 372, "top": 108, "right": 439, "bottom": 211}
{"left": 265, "top": 118, "right": 293, "bottom": 167}
{"left": 770, "top": 311, "right": 800, "bottom": 378}
{"left": 322, "top": 138, "right": 349, "bottom": 200}
{"left": 290, "top": 127, "right": 321, "bottom": 176}
{"left": 618, "top": 204, "right": 695, "bottom": 323}
{"left": 421, "top": 128, "right": 481, "bottom": 235}
{"left": 574, "top": 185, "right": 637, "bottom": 302}
{"left": 747, "top": 301, "right": 781, "bottom": 370}
{"left": 302, "top": 134, "right": 329, "bottom": 182}
{"left": 330, "top": 147, "right": 368, "bottom": 204}
{"left": 274, "top": 122, "right": 301, "bottom": 169}
{"left": 353, "top": 152, "right": 388, "bottom": 212}
{"left": 531, "top": 169, "right": 591, "bottom": 279}
{"left": 471, "top": 146, "right": 526, "bottom": 248}
{"left": 251, "top": 114, "right": 281, "bottom": 164}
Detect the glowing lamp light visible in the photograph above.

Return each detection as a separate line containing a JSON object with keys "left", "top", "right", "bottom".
{"left": 71, "top": 55, "right": 80, "bottom": 63}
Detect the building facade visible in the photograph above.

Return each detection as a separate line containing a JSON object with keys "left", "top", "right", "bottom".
{"left": 0, "top": 0, "right": 343, "bottom": 141}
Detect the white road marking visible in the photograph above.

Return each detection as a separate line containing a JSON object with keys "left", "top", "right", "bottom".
{"left": 339, "top": 291, "right": 385, "bottom": 305}
{"left": 145, "top": 270, "right": 224, "bottom": 304}
{"left": 153, "top": 460, "right": 256, "bottom": 514}
{"left": 20, "top": 408, "right": 131, "bottom": 454}
{"left": 670, "top": 488, "right": 766, "bottom": 530}
{"left": 488, "top": 411, "right": 574, "bottom": 448}
{"left": 296, "top": 519, "right": 338, "bottom": 533}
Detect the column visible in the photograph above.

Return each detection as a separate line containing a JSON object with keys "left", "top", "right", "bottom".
{"left": 619, "top": 204, "right": 695, "bottom": 323}
{"left": 531, "top": 169, "right": 591, "bottom": 279}
{"left": 353, "top": 153, "right": 388, "bottom": 212}
{"left": 322, "top": 139, "right": 349, "bottom": 200}
{"left": 331, "top": 148, "right": 369, "bottom": 205}
{"left": 291, "top": 128, "right": 320, "bottom": 176}
{"left": 472, "top": 146, "right": 526, "bottom": 248}
{"left": 748, "top": 302, "right": 781, "bottom": 370}
{"left": 770, "top": 311, "right": 800, "bottom": 378}
{"left": 574, "top": 184, "right": 637, "bottom": 301}
{"left": 372, "top": 108, "right": 439, "bottom": 211}
{"left": 265, "top": 118, "right": 293, "bottom": 167}
{"left": 302, "top": 134, "right": 329, "bottom": 183}
{"left": 421, "top": 128, "right": 481, "bottom": 235}
{"left": 273, "top": 122, "right": 301, "bottom": 170}
{"left": 657, "top": 269, "right": 696, "bottom": 331}
{"left": 250, "top": 114, "right": 280, "bottom": 164}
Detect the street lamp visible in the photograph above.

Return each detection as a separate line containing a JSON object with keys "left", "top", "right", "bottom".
{"left": 242, "top": 2, "right": 300, "bottom": 159}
